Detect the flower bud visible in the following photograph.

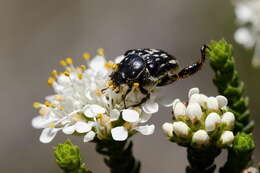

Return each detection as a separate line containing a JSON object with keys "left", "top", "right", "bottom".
{"left": 162, "top": 122, "right": 174, "bottom": 137}
{"left": 220, "top": 131, "right": 234, "bottom": 145}
{"left": 216, "top": 95, "right": 228, "bottom": 108}
{"left": 192, "top": 130, "right": 209, "bottom": 145}
{"left": 188, "top": 87, "right": 200, "bottom": 98}
{"left": 205, "top": 112, "right": 221, "bottom": 132}
{"left": 186, "top": 103, "right": 203, "bottom": 122}
{"left": 221, "top": 112, "right": 235, "bottom": 127}
{"left": 172, "top": 122, "right": 190, "bottom": 137}
{"left": 173, "top": 102, "right": 186, "bottom": 119}
{"left": 206, "top": 97, "right": 219, "bottom": 111}
{"left": 189, "top": 93, "right": 201, "bottom": 104}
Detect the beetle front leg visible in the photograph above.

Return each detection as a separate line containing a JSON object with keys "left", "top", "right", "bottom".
{"left": 129, "top": 86, "right": 150, "bottom": 107}
{"left": 122, "top": 85, "right": 133, "bottom": 108}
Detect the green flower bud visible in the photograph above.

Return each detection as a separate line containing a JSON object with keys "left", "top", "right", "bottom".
{"left": 54, "top": 140, "right": 91, "bottom": 173}
{"left": 233, "top": 133, "right": 255, "bottom": 153}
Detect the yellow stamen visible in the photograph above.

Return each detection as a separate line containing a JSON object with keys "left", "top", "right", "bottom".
{"left": 49, "top": 123, "right": 56, "bottom": 128}
{"left": 66, "top": 57, "right": 73, "bottom": 64}
{"left": 78, "top": 73, "right": 83, "bottom": 80}
{"left": 33, "top": 102, "right": 41, "bottom": 109}
{"left": 44, "top": 101, "right": 51, "bottom": 107}
{"left": 95, "top": 89, "right": 102, "bottom": 96}
{"left": 106, "top": 80, "right": 114, "bottom": 87}
{"left": 52, "top": 70, "right": 57, "bottom": 77}
{"left": 59, "top": 106, "right": 64, "bottom": 111}
{"left": 64, "top": 71, "right": 70, "bottom": 77}
{"left": 51, "top": 104, "right": 56, "bottom": 108}
{"left": 47, "top": 77, "right": 55, "bottom": 86}
{"left": 80, "top": 65, "right": 87, "bottom": 71}
{"left": 123, "top": 122, "right": 132, "bottom": 129}
{"left": 104, "top": 61, "right": 114, "bottom": 69}
{"left": 83, "top": 52, "right": 91, "bottom": 60}
{"left": 60, "top": 60, "right": 67, "bottom": 66}
{"left": 39, "top": 108, "right": 48, "bottom": 115}
{"left": 54, "top": 95, "right": 64, "bottom": 102}
{"left": 66, "top": 67, "right": 72, "bottom": 72}
{"left": 97, "top": 48, "right": 105, "bottom": 56}
{"left": 97, "top": 113, "right": 103, "bottom": 119}
{"left": 112, "top": 64, "right": 118, "bottom": 70}
{"left": 133, "top": 82, "right": 139, "bottom": 87}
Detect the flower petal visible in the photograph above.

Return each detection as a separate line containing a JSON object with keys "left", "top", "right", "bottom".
{"left": 89, "top": 55, "right": 106, "bottom": 71}
{"left": 186, "top": 103, "right": 203, "bottom": 121}
{"left": 140, "top": 112, "right": 152, "bottom": 123}
{"left": 142, "top": 101, "right": 159, "bottom": 114}
{"left": 206, "top": 97, "right": 219, "bottom": 111}
{"left": 135, "top": 125, "right": 155, "bottom": 135}
{"left": 32, "top": 116, "right": 54, "bottom": 129}
{"left": 90, "top": 105, "right": 106, "bottom": 114}
{"left": 188, "top": 88, "right": 200, "bottom": 98}
{"left": 83, "top": 131, "right": 96, "bottom": 142}
{"left": 75, "top": 121, "right": 92, "bottom": 133}
{"left": 122, "top": 109, "right": 140, "bottom": 123}
{"left": 111, "top": 126, "right": 128, "bottom": 141}
{"left": 174, "top": 102, "right": 187, "bottom": 119}
{"left": 216, "top": 95, "right": 228, "bottom": 108}
{"left": 39, "top": 128, "right": 59, "bottom": 143}
{"left": 205, "top": 112, "right": 221, "bottom": 132}
{"left": 110, "top": 109, "right": 120, "bottom": 121}
{"left": 62, "top": 125, "right": 76, "bottom": 135}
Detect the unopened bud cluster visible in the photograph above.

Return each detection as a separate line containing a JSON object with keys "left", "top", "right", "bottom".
{"left": 162, "top": 88, "right": 236, "bottom": 148}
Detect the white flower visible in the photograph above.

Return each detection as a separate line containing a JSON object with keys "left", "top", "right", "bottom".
{"left": 216, "top": 95, "right": 228, "bottom": 109}
{"left": 186, "top": 103, "right": 203, "bottom": 121}
{"left": 111, "top": 126, "right": 128, "bottom": 141}
{"left": 84, "top": 131, "right": 96, "bottom": 142}
{"left": 188, "top": 87, "right": 200, "bottom": 98}
{"left": 205, "top": 112, "right": 221, "bottom": 132}
{"left": 32, "top": 51, "right": 159, "bottom": 143}
{"left": 172, "top": 122, "right": 190, "bottom": 137}
{"left": 222, "top": 112, "right": 235, "bottom": 127}
{"left": 220, "top": 131, "right": 234, "bottom": 145}
{"left": 206, "top": 97, "right": 219, "bottom": 111}
{"left": 40, "top": 128, "right": 60, "bottom": 144}
{"left": 122, "top": 109, "right": 140, "bottom": 123}
{"left": 192, "top": 130, "right": 209, "bottom": 145}
{"left": 233, "top": 0, "right": 260, "bottom": 67}
{"left": 162, "top": 122, "right": 174, "bottom": 137}
{"left": 135, "top": 125, "right": 155, "bottom": 135}
{"left": 173, "top": 102, "right": 187, "bottom": 119}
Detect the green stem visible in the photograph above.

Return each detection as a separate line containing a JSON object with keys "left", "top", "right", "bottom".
{"left": 95, "top": 139, "right": 140, "bottom": 173}
{"left": 207, "top": 40, "right": 255, "bottom": 173}
{"left": 186, "top": 147, "right": 221, "bottom": 173}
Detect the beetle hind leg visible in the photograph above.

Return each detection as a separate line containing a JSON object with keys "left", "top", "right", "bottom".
{"left": 178, "top": 44, "right": 207, "bottom": 79}
{"left": 157, "top": 45, "right": 207, "bottom": 86}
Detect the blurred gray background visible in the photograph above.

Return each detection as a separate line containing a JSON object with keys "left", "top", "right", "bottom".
{"left": 0, "top": 0, "right": 259, "bottom": 172}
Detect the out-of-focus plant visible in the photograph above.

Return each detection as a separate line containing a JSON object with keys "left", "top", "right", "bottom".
{"left": 233, "top": 0, "right": 260, "bottom": 67}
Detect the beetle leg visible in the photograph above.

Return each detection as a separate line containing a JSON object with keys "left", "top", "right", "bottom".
{"left": 178, "top": 45, "right": 207, "bottom": 79}
{"left": 123, "top": 85, "right": 133, "bottom": 108}
{"left": 129, "top": 86, "right": 150, "bottom": 107}
{"left": 157, "top": 45, "right": 207, "bottom": 86}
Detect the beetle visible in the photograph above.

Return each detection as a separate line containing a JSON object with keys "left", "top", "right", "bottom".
{"left": 108, "top": 45, "right": 208, "bottom": 108}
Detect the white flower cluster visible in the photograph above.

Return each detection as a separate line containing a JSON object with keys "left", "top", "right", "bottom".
{"left": 32, "top": 49, "right": 157, "bottom": 143}
{"left": 162, "top": 88, "right": 236, "bottom": 147}
{"left": 233, "top": 0, "right": 260, "bottom": 67}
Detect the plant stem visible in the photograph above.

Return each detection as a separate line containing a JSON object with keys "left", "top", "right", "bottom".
{"left": 186, "top": 147, "right": 221, "bottom": 173}
{"left": 95, "top": 139, "right": 140, "bottom": 173}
